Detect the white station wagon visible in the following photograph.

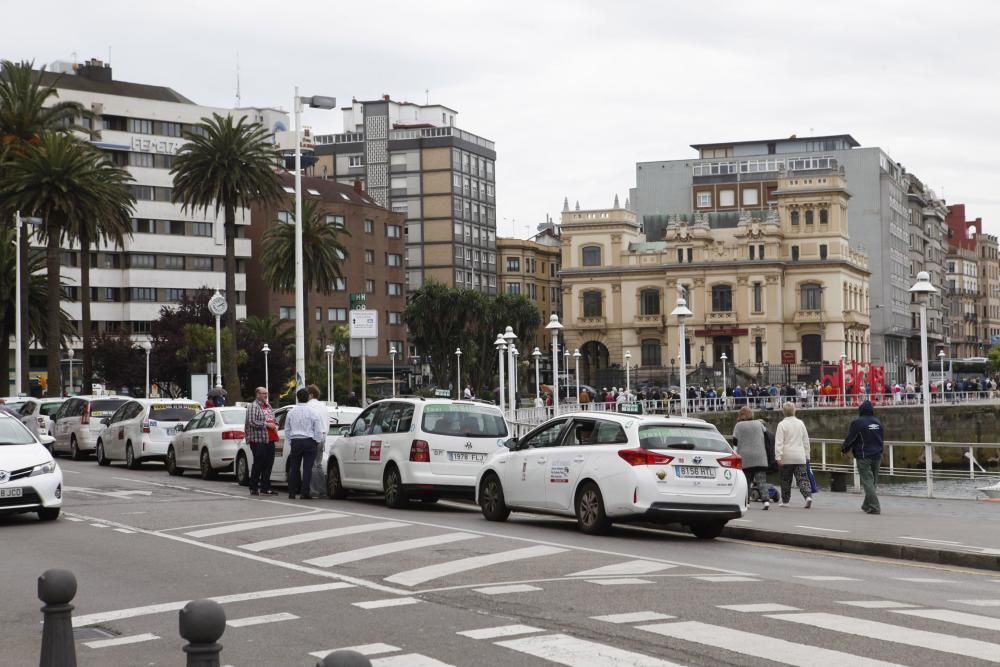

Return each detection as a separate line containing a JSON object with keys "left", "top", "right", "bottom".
{"left": 96, "top": 399, "right": 202, "bottom": 469}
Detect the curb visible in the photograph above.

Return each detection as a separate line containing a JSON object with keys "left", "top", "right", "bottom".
{"left": 723, "top": 525, "right": 1000, "bottom": 572}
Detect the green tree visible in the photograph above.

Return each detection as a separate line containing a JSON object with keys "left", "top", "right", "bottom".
{"left": 237, "top": 315, "right": 294, "bottom": 397}
{"left": 0, "top": 133, "right": 134, "bottom": 397}
{"left": 149, "top": 288, "right": 213, "bottom": 396}
{"left": 90, "top": 332, "right": 147, "bottom": 396}
{"left": 260, "top": 197, "right": 350, "bottom": 370}
{"left": 170, "top": 112, "right": 284, "bottom": 401}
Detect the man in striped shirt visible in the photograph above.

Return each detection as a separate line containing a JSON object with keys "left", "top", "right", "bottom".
{"left": 245, "top": 386, "right": 278, "bottom": 496}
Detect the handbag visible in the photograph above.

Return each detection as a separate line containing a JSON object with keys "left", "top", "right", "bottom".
{"left": 806, "top": 461, "right": 819, "bottom": 494}
{"left": 761, "top": 422, "right": 778, "bottom": 472}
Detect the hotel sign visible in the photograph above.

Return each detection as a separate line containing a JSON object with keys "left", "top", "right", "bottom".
{"left": 130, "top": 136, "right": 182, "bottom": 154}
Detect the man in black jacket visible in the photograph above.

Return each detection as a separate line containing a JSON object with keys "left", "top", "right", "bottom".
{"left": 842, "top": 400, "right": 884, "bottom": 514}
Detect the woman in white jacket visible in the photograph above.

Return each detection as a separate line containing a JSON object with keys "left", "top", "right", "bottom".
{"left": 774, "top": 401, "right": 813, "bottom": 508}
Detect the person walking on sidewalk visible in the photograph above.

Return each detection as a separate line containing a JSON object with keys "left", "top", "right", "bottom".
{"left": 775, "top": 401, "right": 813, "bottom": 508}
{"left": 245, "top": 386, "right": 279, "bottom": 496}
{"left": 732, "top": 406, "right": 771, "bottom": 510}
{"left": 285, "top": 388, "right": 326, "bottom": 500}
{"left": 842, "top": 399, "right": 884, "bottom": 514}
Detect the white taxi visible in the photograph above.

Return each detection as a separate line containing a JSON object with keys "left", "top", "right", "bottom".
{"left": 475, "top": 412, "right": 747, "bottom": 538}
{"left": 96, "top": 399, "right": 202, "bottom": 469}
{"left": 17, "top": 398, "right": 65, "bottom": 441}
{"left": 326, "top": 398, "right": 509, "bottom": 507}
{"left": 0, "top": 411, "right": 63, "bottom": 521}
{"left": 166, "top": 407, "right": 247, "bottom": 479}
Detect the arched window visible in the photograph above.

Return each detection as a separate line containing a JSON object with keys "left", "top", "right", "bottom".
{"left": 805, "top": 209, "right": 814, "bottom": 225}
{"left": 711, "top": 285, "right": 733, "bottom": 312}
{"left": 819, "top": 208, "right": 829, "bottom": 224}
{"left": 641, "top": 339, "right": 661, "bottom": 367}
{"left": 583, "top": 290, "right": 603, "bottom": 317}
{"left": 581, "top": 246, "right": 602, "bottom": 266}
{"left": 639, "top": 289, "right": 660, "bottom": 315}
{"left": 800, "top": 283, "right": 822, "bottom": 310}
{"left": 790, "top": 210, "right": 800, "bottom": 225}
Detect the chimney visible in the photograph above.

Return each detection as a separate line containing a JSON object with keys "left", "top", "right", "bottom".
{"left": 353, "top": 179, "right": 364, "bottom": 194}
{"left": 383, "top": 94, "right": 390, "bottom": 101}
{"left": 77, "top": 58, "right": 112, "bottom": 82}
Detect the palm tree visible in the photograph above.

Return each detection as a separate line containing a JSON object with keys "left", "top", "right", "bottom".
{"left": 0, "top": 133, "right": 134, "bottom": 396}
{"left": 260, "top": 198, "right": 350, "bottom": 368}
{"left": 170, "top": 113, "right": 284, "bottom": 400}
{"left": 238, "top": 315, "right": 294, "bottom": 395}
{"left": 0, "top": 59, "right": 87, "bottom": 389}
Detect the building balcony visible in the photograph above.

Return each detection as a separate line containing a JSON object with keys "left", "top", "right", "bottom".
{"left": 633, "top": 314, "right": 665, "bottom": 330}
{"left": 706, "top": 311, "right": 738, "bottom": 325}
{"left": 793, "top": 309, "right": 825, "bottom": 325}
{"left": 841, "top": 310, "right": 870, "bottom": 327}
{"left": 576, "top": 316, "right": 607, "bottom": 329}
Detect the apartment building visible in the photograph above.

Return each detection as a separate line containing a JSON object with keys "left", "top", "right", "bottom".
{"left": 497, "top": 224, "right": 562, "bottom": 351}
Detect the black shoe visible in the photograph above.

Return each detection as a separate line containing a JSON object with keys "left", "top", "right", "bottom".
{"left": 300, "top": 494, "right": 314, "bottom": 500}
{"left": 262, "top": 490, "right": 278, "bottom": 496}
{"left": 250, "top": 490, "right": 259, "bottom": 496}
{"left": 288, "top": 494, "right": 296, "bottom": 499}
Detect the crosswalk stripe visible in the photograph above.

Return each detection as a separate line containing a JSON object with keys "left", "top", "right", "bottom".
{"left": 226, "top": 612, "right": 298, "bottom": 627}
{"left": 354, "top": 597, "right": 422, "bottom": 609}
{"left": 768, "top": 612, "right": 1000, "bottom": 662}
{"left": 591, "top": 611, "right": 674, "bottom": 624}
{"left": 240, "top": 522, "right": 408, "bottom": 552}
{"left": 586, "top": 578, "right": 652, "bottom": 586}
{"left": 186, "top": 512, "right": 343, "bottom": 537}
{"left": 457, "top": 625, "right": 544, "bottom": 639}
{"left": 304, "top": 532, "right": 479, "bottom": 567}
{"left": 385, "top": 545, "right": 567, "bottom": 587}
{"left": 718, "top": 603, "right": 800, "bottom": 613}
{"left": 894, "top": 577, "right": 953, "bottom": 583}
{"left": 474, "top": 584, "right": 543, "bottom": 595}
{"left": 638, "top": 621, "right": 903, "bottom": 667}
{"left": 310, "top": 643, "right": 401, "bottom": 658}
{"left": 496, "top": 633, "right": 684, "bottom": 666}
{"left": 83, "top": 633, "right": 159, "bottom": 649}
{"left": 694, "top": 575, "right": 760, "bottom": 582}
{"left": 838, "top": 601, "right": 918, "bottom": 609}
{"left": 893, "top": 608, "right": 1000, "bottom": 631}
{"left": 794, "top": 576, "right": 859, "bottom": 581}
{"left": 953, "top": 600, "right": 1000, "bottom": 607}
{"left": 371, "top": 655, "right": 454, "bottom": 667}
{"left": 569, "top": 560, "right": 676, "bottom": 577}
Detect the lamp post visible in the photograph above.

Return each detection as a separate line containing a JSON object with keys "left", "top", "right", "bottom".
{"left": 532, "top": 347, "right": 542, "bottom": 401}
{"left": 721, "top": 352, "right": 728, "bottom": 408}
{"left": 389, "top": 345, "right": 397, "bottom": 397}
{"left": 494, "top": 334, "right": 507, "bottom": 416}
{"left": 910, "top": 270, "right": 938, "bottom": 497}
{"left": 208, "top": 291, "right": 227, "bottom": 390}
{"left": 937, "top": 349, "right": 946, "bottom": 399}
{"left": 67, "top": 348, "right": 74, "bottom": 396}
{"left": 573, "top": 349, "right": 581, "bottom": 405}
{"left": 545, "top": 315, "right": 563, "bottom": 416}
{"left": 511, "top": 346, "right": 519, "bottom": 415}
{"left": 14, "top": 211, "right": 22, "bottom": 396}
{"left": 262, "top": 343, "right": 271, "bottom": 396}
{"left": 624, "top": 350, "right": 632, "bottom": 394}
{"left": 670, "top": 298, "right": 693, "bottom": 417}
{"left": 840, "top": 353, "right": 847, "bottom": 407}
{"left": 455, "top": 348, "right": 462, "bottom": 399}
{"left": 141, "top": 341, "right": 151, "bottom": 399}
{"left": 293, "top": 89, "right": 337, "bottom": 389}
{"left": 503, "top": 327, "right": 517, "bottom": 419}
{"left": 564, "top": 349, "right": 571, "bottom": 399}
{"left": 324, "top": 345, "right": 334, "bottom": 403}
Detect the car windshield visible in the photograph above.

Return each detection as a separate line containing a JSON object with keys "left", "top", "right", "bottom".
{"left": 220, "top": 409, "right": 247, "bottom": 425}
{"left": 91, "top": 400, "right": 126, "bottom": 417}
{"left": 40, "top": 402, "right": 63, "bottom": 416}
{"left": 148, "top": 404, "right": 200, "bottom": 422}
{"left": 0, "top": 418, "right": 36, "bottom": 445}
{"left": 638, "top": 424, "right": 732, "bottom": 453}
{"left": 421, "top": 404, "right": 508, "bottom": 437}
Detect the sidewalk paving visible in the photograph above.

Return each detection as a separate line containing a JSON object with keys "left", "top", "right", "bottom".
{"left": 722, "top": 489, "right": 1000, "bottom": 570}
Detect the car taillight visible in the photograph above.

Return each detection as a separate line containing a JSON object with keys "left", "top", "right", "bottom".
{"left": 221, "top": 431, "right": 245, "bottom": 440}
{"left": 718, "top": 454, "right": 743, "bottom": 469}
{"left": 37, "top": 417, "right": 45, "bottom": 428}
{"left": 81, "top": 403, "right": 90, "bottom": 425}
{"left": 142, "top": 419, "right": 151, "bottom": 434}
{"left": 409, "top": 439, "right": 430, "bottom": 462}
{"left": 618, "top": 448, "right": 674, "bottom": 466}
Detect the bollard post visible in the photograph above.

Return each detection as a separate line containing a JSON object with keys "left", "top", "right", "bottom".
{"left": 38, "top": 569, "right": 78, "bottom": 667}
{"left": 179, "top": 599, "right": 226, "bottom": 667}
{"left": 318, "top": 650, "right": 374, "bottom": 667}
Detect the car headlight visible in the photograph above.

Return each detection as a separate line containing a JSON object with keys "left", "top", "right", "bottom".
{"left": 29, "top": 460, "right": 57, "bottom": 477}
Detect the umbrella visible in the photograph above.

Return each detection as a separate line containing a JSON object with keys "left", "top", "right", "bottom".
{"left": 207, "top": 387, "right": 227, "bottom": 398}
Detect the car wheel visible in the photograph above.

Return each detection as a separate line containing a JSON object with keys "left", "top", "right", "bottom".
{"left": 125, "top": 442, "right": 140, "bottom": 470}
{"left": 38, "top": 507, "right": 60, "bottom": 521}
{"left": 235, "top": 453, "right": 249, "bottom": 487}
{"left": 70, "top": 436, "right": 85, "bottom": 461}
{"left": 382, "top": 465, "right": 408, "bottom": 509}
{"left": 690, "top": 520, "right": 727, "bottom": 540}
{"left": 96, "top": 441, "right": 110, "bottom": 467}
{"left": 166, "top": 447, "right": 184, "bottom": 476}
{"left": 575, "top": 482, "right": 611, "bottom": 535}
{"left": 326, "top": 458, "right": 347, "bottom": 499}
{"left": 479, "top": 474, "right": 510, "bottom": 522}
{"left": 200, "top": 449, "right": 218, "bottom": 480}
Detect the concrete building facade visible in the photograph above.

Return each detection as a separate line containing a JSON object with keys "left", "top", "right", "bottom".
{"left": 497, "top": 226, "right": 562, "bottom": 352}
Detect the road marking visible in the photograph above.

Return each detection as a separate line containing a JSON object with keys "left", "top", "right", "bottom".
{"left": 371, "top": 655, "right": 454, "bottom": 667}
{"left": 457, "top": 625, "right": 544, "bottom": 639}
{"left": 894, "top": 577, "right": 954, "bottom": 583}
{"left": 900, "top": 536, "right": 965, "bottom": 545}
{"left": 495, "top": 633, "right": 684, "bottom": 666}
{"left": 794, "top": 525, "right": 849, "bottom": 533}
{"left": 240, "top": 521, "right": 408, "bottom": 552}
{"left": 718, "top": 603, "right": 800, "bottom": 613}
{"left": 83, "top": 633, "right": 159, "bottom": 649}
{"left": 311, "top": 643, "right": 401, "bottom": 659}
{"left": 639, "top": 621, "right": 903, "bottom": 666}
{"left": 385, "top": 545, "right": 567, "bottom": 587}
{"left": 61, "top": 469, "right": 79, "bottom": 474}
{"left": 591, "top": 611, "right": 674, "bottom": 624}
{"left": 226, "top": 612, "right": 298, "bottom": 627}
{"left": 768, "top": 611, "right": 1000, "bottom": 662}
{"left": 953, "top": 599, "right": 1000, "bottom": 607}
{"left": 304, "top": 532, "right": 479, "bottom": 567}
{"left": 185, "top": 512, "right": 343, "bottom": 537}
{"left": 474, "top": 584, "right": 543, "bottom": 595}
{"left": 90, "top": 523, "right": 108, "bottom": 528}
{"left": 163, "top": 511, "right": 323, "bottom": 532}
{"left": 113, "top": 528, "right": 135, "bottom": 534}
{"left": 354, "top": 597, "right": 422, "bottom": 609}
{"left": 694, "top": 576, "right": 760, "bottom": 583}
{"left": 569, "top": 560, "right": 676, "bottom": 577}
{"left": 111, "top": 476, "right": 186, "bottom": 488}
{"left": 73, "top": 582, "right": 352, "bottom": 627}
{"left": 893, "top": 608, "right": 1000, "bottom": 631}
{"left": 65, "top": 517, "right": 83, "bottom": 522}
{"left": 838, "top": 601, "right": 918, "bottom": 609}
{"left": 585, "top": 578, "right": 653, "bottom": 586}
{"left": 795, "top": 576, "right": 860, "bottom": 581}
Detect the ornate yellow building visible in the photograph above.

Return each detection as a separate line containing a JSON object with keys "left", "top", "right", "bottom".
{"left": 560, "top": 166, "right": 871, "bottom": 387}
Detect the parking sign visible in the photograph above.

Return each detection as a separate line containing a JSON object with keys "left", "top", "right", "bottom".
{"left": 349, "top": 310, "right": 378, "bottom": 339}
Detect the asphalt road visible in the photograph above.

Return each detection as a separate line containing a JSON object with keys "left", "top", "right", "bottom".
{"left": 5, "top": 459, "right": 1000, "bottom": 666}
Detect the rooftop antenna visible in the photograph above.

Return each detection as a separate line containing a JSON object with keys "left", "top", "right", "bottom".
{"left": 235, "top": 52, "right": 241, "bottom": 107}
{"left": 71, "top": 50, "right": 78, "bottom": 64}
{"left": 425, "top": 88, "right": 429, "bottom": 105}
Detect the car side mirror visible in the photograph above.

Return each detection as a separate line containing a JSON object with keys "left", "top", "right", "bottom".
{"left": 507, "top": 437, "right": 520, "bottom": 450}
{"left": 39, "top": 434, "right": 55, "bottom": 446}
{"left": 100, "top": 417, "right": 111, "bottom": 426}
{"left": 176, "top": 424, "right": 186, "bottom": 432}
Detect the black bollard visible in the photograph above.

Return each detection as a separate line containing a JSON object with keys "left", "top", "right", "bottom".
{"left": 178, "top": 599, "right": 226, "bottom": 667}
{"left": 317, "top": 650, "right": 374, "bottom": 667}
{"left": 38, "top": 569, "right": 78, "bottom": 667}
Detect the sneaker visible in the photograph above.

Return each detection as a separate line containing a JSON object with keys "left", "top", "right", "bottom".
{"left": 805, "top": 497, "right": 813, "bottom": 509}
{"left": 762, "top": 501, "right": 770, "bottom": 510}
{"left": 300, "top": 495, "right": 314, "bottom": 500}
{"left": 777, "top": 502, "right": 788, "bottom": 507}
{"left": 262, "top": 489, "right": 278, "bottom": 496}
{"left": 249, "top": 490, "right": 259, "bottom": 496}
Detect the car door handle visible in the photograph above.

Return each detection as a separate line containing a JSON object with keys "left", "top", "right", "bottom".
{"left": 536, "top": 458, "right": 547, "bottom": 464}
{"left": 573, "top": 457, "right": 585, "bottom": 463}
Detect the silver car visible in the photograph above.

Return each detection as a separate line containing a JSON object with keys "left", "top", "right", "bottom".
{"left": 51, "top": 396, "right": 129, "bottom": 459}
{"left": 18, "top": 398, "right": 65, "bottom": 442}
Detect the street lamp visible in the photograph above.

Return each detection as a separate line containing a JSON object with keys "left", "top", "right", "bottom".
{"left": 455, "top": 348, "right": 462, "bottom": 399}
{"left": 261, "top": 343, "right": 271, "bottom": 395}
{"left": 389, "top": 345, "right": 397, "bottom": 397}
{"left": 840, "top": 353, "right": 847, "bottom": 407}
{"left": 511, "top": 346, "right": 520, "bottom": 415}
{"left": 532, "top": 347, "right": 542, "bottom": 401}
{"left": 938, "top": 349, "right": 946, "bottom": 399}
{"left": 14, "top": 211, "right": 22, "bottom": 396}
{"left": 141, "top": 341, "right": 151, "bottom": 399}
{"left": 624, "top": 350, "right": 632, "bottom": 394}
{"left": 564, "top": 349, "right": 571, "bottom": 397}
{"left": 494, "top": 334, "right": 507, "bottom": 416}
{"left": 504, "top": 327, "right": 518, "bottom": 419}
{"left": 67, "top": 348, "right": 75, "bottom": 396}
{"left": 324, "top": 345, "right": 334, "bottom": 403}
{"left": 545, "top": 315, "right": 564, "bottom": 416}
{"left": 670, "top": 298, "right": 693, "bottom": 417}
{"left": 720, "top": 352, "right": 728, "bottom": 407}
{"left": 910, "top": 270, "right": 938, "bottom": 497}
{"left": 573, "top": 349, "right": 581, "bottom": 406}
{"left": 293, "top": 89, "right": 337, "bottom": 389}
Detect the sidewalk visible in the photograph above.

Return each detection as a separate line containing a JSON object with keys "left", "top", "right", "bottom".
{"left": 722, "top": 490, "right": 1000, "bottom": 570}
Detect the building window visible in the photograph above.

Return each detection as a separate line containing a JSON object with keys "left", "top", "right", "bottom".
{"left": 687, "top": 248, "right": 693, "bottom": 263}
{"left": 333, "top": 278, "right": 347, "bottom": 291}
{"left": 758, "top": 244, "right": 764, "bottom": 259}
{"left": 506, "top": 282, "right": 521, "bottom": 295}
{"left": 328, "top": 308, "right": 347, "bottom": 321}
{"left": 755, "top": 336, "right": 764, "bottom": 363}
{"left": 749, "top": 245, "right": 755, "bottom": 260}
{"left": 365, "top": 279, "right": 375, "bottom": 293}
{"left": 791, "top": 245, "right": 800, "bottom": 261}
{"left": 581, "top": 246, "right": 602, "bottom": 266}
{"left": 386, "top": 224, "right": 402, "bottom": 238}
{"left": 790, "top": 211, "right": 800, "bottom": 226}
{"left": 387, "top": 311, "right": 402, "bottom": 325}
{"left": 696, "top": 192, "right": 712, "bottom": 208}
{"left": 582, "top": 291, "right": 602, "bottom": 317}
{"left": 801, "top": 283, "right": 822, "bottom": 311}
{"left": 743, "top": 188, "right": 759, "bottom": 206}
{"left": 819, "top": 209, "right": 829, "bottom": 224}
{"left": 279, "top": 306, "right": 296, "bottom": 320}
{"left": 387, "top": 253, "right": 402, "bottom": 267}
{"left": 640, "top": 289, "right": 660, "bottom": 316}
{"left": 365, "top": 249, "right": 374, "bottom": 264}
{"left": 676, "top": 248, "right": 683, "bottom": 264}
{"left": 349, "top": 155, "right": 364, "bottom": 167}
{"left": 820, "top": 244, "right": 828, "bottom": 260}
{"left": 364, "top": 219, "right": 374, "bottom": 234}
{"left": 719, "top": 190, "right": 735, "bottom": 207}
{"left": 805, "top": 210, "right": 814, "bottom": 225}
{"left": 752, "top": 282, "right": 763, "bottom": 313}
{"left": 165, "top": 288, "right": 185, "bottom": 301}
{"left": 641, "top": 339, "right": 661, "bottom": 367}
{"left": 277, "top": 211, "right": 292, "bottom": 224}
{"left": 161, "top": 255, "right": 184, "bottom": 270}
{"left": 189, "top": 257, "right": 212, "bottom": 271}
{"left": 191, "top": 222, "right": 212, "bottom": 237}
{"left": 505, "top": 257, "right": 520, "bottom": 272}
{"left": 315, "top": 307, "right": 322, "bottom": 321}
{"left": 130, "top": 287, "right": 156, "bottom": 302}
{"left": 387, "top": 282, "right": 402, "bottom": 296}
{"left": 711, "top": 285, "right": 733, "bottom": 312}
{"left": 326, "top": 214, "right": 346, "bottom": 228}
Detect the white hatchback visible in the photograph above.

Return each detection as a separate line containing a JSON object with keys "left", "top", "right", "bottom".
{"left": 0, "top": 412, "right": 63, "bottom": 521}
{"left": 17, "top": 398, "right": 65, "bottom": 441}
{"left": 51, "top": 396, "right": 130, "bottom": 460}
{"left": 96, "top": 399, "right": 203, "bottom": 469}
{"left": 166, "top": 407, "right": 248, "bottom": 479}
{"left": 475, "top": 412, "right": 748, "bottom": 538}
{"left": 326, "top": 398, "right": 510, "bottom": 507}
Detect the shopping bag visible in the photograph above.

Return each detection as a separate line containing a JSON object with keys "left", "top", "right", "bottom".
{"left": 806, "top": 461, "right": 819, "bottom": 494}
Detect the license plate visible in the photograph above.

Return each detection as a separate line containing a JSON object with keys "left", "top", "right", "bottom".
{"left": 0, "top": 488, "right": 24, "bottom": 498}
{"left": 448, "top": 451, "right": 486, "bottom": 463}
{"left": 675, "top": 465, "right": 715, "bottom": 479}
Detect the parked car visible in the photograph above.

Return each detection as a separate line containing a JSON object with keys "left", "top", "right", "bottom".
{"left": 166, "top": 407, "right": 248, "bottom": 479}
{"left": 17, "top": 398, "right": 65, "bottom": 442}
{"left": 96, "top": 399, "right": 202, "bottom": 469}
{"left": 235, "top": 405, "right": 362, "bottom": 488}
{"left": 324, "top": 398, "right": 510, "bottom": 507}
{"left": 0, "top": 411, "right": 62, "bottom": 521}
{"left": 51, "top": 396, "right": 130, "bottom": 460}
{"left": 475, "top": 412, "right": 747, "bottom": 538}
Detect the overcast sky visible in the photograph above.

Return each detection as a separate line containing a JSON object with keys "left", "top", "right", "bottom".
{"left": 7, "top": 0, "right": 1000, "bottom": 237}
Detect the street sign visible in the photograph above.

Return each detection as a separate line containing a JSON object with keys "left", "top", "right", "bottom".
{"left": 349, "top": 310, "right": 378, "bottom": 339}
{"left": 349, "top": 339, "right": 378, "bottom": 358}
{"left": 781, "top": 349, "right": 796, "bottom": 365}
{"left": 350, "top": 293, "right": 367, "bottom": 310}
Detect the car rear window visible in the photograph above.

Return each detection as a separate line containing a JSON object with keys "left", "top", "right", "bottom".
{"left": 40, "top": 402, "right": 63, "bottom": 416}
{"left": 91, "top": 400, "right": 126, "bottom": 417}
{"left": 148, "top": 404, "right": 200, "bottom": 422}
{"left": 421, "top": 404, "right": 508, "bottom": 437}
{"left": 0, "top": 418, "right": 36, "bottom": 445}
{"left": 638, "top": 424, "right": 732, "bottom": 453}
{"left": 220, "top": 408, "right": 247, "bottom": 425}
